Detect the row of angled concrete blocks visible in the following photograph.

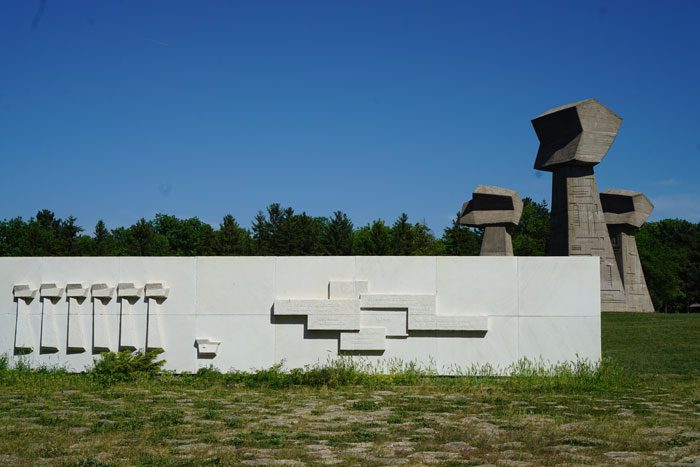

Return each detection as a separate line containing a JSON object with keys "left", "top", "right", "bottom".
{"left": 458, "top": 99, "right": 654, "bottom": 312}
{"left": 12, "top": 282, "right": 170, "bottom": 355}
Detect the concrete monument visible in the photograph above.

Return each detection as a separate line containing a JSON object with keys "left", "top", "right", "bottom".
{"left": 531, "top": 98, "right": 627, "bottom": 311}
{"left": 459, "top": 185, "right": 523, "bottom": 256}
{"left": 600, "top": 189, "right": 655, "bottom": 312}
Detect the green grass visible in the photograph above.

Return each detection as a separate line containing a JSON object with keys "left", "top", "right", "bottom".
{"left": 602, "top": 312, "right": 700, "bottom": 375}
{"left": 0, "top": 313, "right": 697, "bottom": 465}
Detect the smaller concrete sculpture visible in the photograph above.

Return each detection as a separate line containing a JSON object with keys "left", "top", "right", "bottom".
{"left": 459, "top": 185, "right": 523, "bottom": 256}
{"left": 600, "top": 189, "right": 655, "bottom": 312}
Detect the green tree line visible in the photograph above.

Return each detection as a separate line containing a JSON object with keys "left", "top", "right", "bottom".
{"left": 1, "top": 201, "right": 698, "bottom": 311}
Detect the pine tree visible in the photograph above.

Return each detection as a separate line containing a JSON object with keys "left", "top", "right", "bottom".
{"left": 441, "top": 213, "right": 481, "bottom": 255}
{"left": 322, "top": 211, "right": 353, "bottom": 255}
{"left": 215, "top": 214, "right": 250, "bottom": 255}
{"left": 392, "top": 213, "right": 413, "bottom": 255}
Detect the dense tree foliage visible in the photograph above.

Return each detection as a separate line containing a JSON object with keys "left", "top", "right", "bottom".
{"left": 1, "top": 202, "right": 698, "bottom": 311}
{"left": 636, "top": 219, "right": 700, "bottom": 312}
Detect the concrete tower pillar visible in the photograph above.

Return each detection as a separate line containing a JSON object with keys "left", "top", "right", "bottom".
{"left": 531, "top": 98, "right": 626, "bottom": 311}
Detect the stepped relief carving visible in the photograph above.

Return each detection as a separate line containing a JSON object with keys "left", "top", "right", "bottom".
{"left": 274, "top": 280, "right": 489, "bottom": 352}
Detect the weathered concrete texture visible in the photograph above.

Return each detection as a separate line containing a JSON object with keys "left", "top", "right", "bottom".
{"left": 600, "top": 189, "right": 653, "bottom": 228}
{"left": 533, "top": 98, "right": 622, "bottom": 170}
{"left": 601, "top": 190, "right": 655, "bottom": 312}
{"left": 459, "top": 185, "right": 522, "bottom": 256}
{"left": 532, "top": 99, "right": 627, "bottom": 311}
{"left": 481, "top": 226, "right": 513, "bottom": 256}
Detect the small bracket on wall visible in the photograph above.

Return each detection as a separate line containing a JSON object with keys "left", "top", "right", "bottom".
{"left": 66, "top": 283, "right": 89, "bottom": 299}
{"left": 145, "top": 282, "right": 169, "bottom": 300}
{"left": 40, "top": 283, "right": 64, "bottom": 299}
{"left": 13, "top": 284, "right": 37, "bottom": 301}
{"left": 195, "top": 339, "right": 220, "bottom": 359}
{"left": 117, "top": 283, "right": 142, "bottom": 299}
{"left": 91, "top": 283, "right": 114, "bottom": 301}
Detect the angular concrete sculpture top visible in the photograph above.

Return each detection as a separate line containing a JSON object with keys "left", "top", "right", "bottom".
{"left": 458, "top": 185, "right": 523, "bottom": 227}
{"left": 532, "top": 98, "right": 622, "bottom": 171}
{"left": 600, "top": 189, "right": 653, "bottom": 228}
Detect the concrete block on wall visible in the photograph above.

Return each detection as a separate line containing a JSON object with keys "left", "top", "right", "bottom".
{"left": 195, "top": 338, "right": 220, "bottom": 358}
{"left": 340, "top": 327, "right": 386, "bottom": 351}
{"left": 13, "top": 284, "right": 37, "bottom": 300}
{"left": 91, "top": 283, "right": 114, "bottom": 300}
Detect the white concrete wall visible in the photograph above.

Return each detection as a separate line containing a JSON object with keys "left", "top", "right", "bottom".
{"left": 0, "top": 256, "right": 601, "bottom": 374}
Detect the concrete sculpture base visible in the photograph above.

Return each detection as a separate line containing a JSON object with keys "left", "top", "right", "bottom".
{"left": 481, "top": 226, "right": 513, "bottom": 256}
{"left": 549, "top": 166, "right": 627, "bottom": 309}
{"left": 0, "top": 256, "right": 601, "bottom": 374}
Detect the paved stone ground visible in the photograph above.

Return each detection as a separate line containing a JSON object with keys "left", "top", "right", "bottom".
{"left": 0, "top": 381, "right": 698, "bottom": 465}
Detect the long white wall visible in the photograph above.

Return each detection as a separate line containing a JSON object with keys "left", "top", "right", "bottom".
{"left": 0, "top": 256, "right": 600, "bottom": 374}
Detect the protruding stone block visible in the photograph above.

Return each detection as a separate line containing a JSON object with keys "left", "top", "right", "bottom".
{"left": 91, "top": 283, "right": 114, "bottom": 300}
{"left": 532, "top": 98, "right": 622, "bottom": 171}
{"left": 40, "top": 283, "right": 64, "bottom": 299}
{"left": 91, "top": 284, "right": 116, "bottom": 354}
{"left": 274, "top": 299, "right": 358, "bottom": 316}
{"left": 145, "top": 282, "right": 169, "bottom": 299}
{"left": 39, "top": 284, "right": 63, "bottom": 353}
{"left": 117, "top": 283, "right": 142, "bottom": 299}
{"left": 13, "top": 284, "right": 37, "bottom": 300}
{"left": 13, "top": 285, "right": 36, "bottom": 353}
{"left": 66, "top": 284, "right": 88, "bottom": 353}
{"left": 532, "top": 99, "right": 627, "bottom": 311}
{"left": 360, "top": 310, "right": 407, "bottom": 337}
{"left": 459, "top": 185, "right": 522, "bottom": 256}
{"left": 307, "top": 313, "right": 360, "bottom": 331}
{"left": 601, "top": 189, "right": 655, "bottom": 312}
{"left": 407, "top": 315, "right": 488, "bottom": 332}
{"left": 360, "top": 294, "right": 436, "bottom": 315}
{"left": 66, "top": 283, "right": 89, "bottom": 298}
{"left": 329, "top": 280, "right": 368, "bottom": 299}
{"left": 117, "top": 283, "right": 145, "bottom": 351}
{"left": 195, "top": 338, "right": 221, "bottom": 358}
{"left": 339, "top": 327, "right": 386, "bottom": 351}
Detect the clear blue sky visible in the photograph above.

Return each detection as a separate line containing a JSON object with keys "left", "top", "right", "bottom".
{"left": 1, "top": 1, "right": 699, "bottom": 234}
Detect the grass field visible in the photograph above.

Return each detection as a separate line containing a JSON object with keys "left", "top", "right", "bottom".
{"left": 0, "top": 313, "right": 698, "bottom": 466}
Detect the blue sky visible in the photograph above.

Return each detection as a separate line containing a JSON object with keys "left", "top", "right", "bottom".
{"left": 1, "top": 1, "right": 699, "bottom": 235}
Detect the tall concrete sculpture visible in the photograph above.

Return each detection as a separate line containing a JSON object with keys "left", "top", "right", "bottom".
{"left": 459, "top": 185, "right": 523, "bottom": 256}
{"left": 531, "top": 98, "right": 627, "bottom": 310}
{"left": 600, "top": 189, "right": 655, "bottom": 312}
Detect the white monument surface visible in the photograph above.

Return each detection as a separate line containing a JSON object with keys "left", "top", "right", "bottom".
{"left": 0, "top": 256, "right": 601, "bottom": 374}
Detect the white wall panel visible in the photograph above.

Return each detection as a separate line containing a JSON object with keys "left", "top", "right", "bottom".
{"left": 0, "top": 256, "right": 601, "bottom": 374}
